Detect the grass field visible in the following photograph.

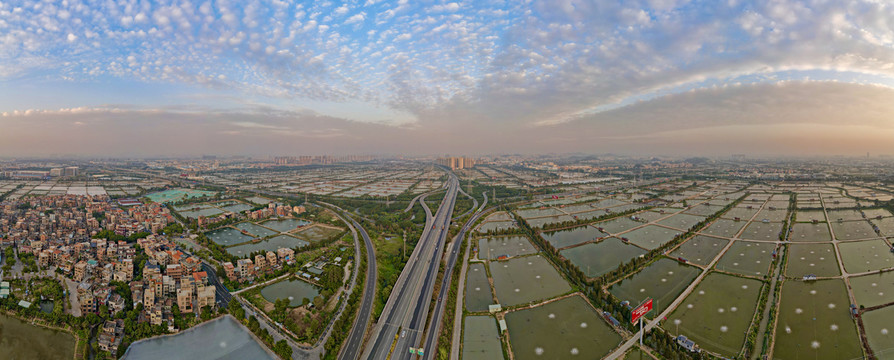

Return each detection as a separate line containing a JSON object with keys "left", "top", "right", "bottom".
{"left": 786, "top": 243, "right": 840, "bottom": 278}
{"left": 560, "top": 237, "right": 647, "bottom": 277}
{"left": 541, "top": 225, "right": 607, "bottom": 249}
{"left": 478, "top": 236, "right": 536, "bottom": 260}
{"left": 772, "top": 280, "right": 862, "bottom": 360}
{"left": 490, "top": 255, "right": 571, "bottom": 306}
{"left": 465, "top": 263, "right": 495, "bottom": 312}
{"left": 850, "top": 271, "right": 894, "bottom": 309}
{"left": 838, "top": 239, "right": 894, "bottom": 273}
{"left": 462, "top": 316, "right": 504, "bottom": 360}
{"left": 609, "top": 258, "right": 701, "bottom": 315}
{"left": 669, "top": 235, "right": 729, "bottom": 266}
{"left": 715, "top": 241, "right": 774, "bottom": 277}
{"left": 505, "top": 296, "right": 621, "bottom": 360}
{"left": 862, "top": 306, "right": 894, "bottom": 360}
{"left": 623, "top": 346, "right": 653, "bottom": 360}
{"left": 293, "top": 225, "right": 342, "bottom": 242}
{"left": 665, "top": 273, "right": 763, "bottom": 357}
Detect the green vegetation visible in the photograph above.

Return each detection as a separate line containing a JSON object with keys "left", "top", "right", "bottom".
{"left": 91, "top": 230, "right": 151, "bottom": 243}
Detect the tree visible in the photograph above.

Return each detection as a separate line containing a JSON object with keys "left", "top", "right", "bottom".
{"left": 274, "top": 298, "right": 290, "bottom": 320}
{"left": 228, "top": 299, "right": 245, "bottom": 320}
{"left": 274, "top": 340, "right": 292, "bottom": 359}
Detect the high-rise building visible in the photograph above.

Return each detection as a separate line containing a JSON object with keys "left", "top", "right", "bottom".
{"left": 437, "top": 156, "right": 475, "bottom": 170}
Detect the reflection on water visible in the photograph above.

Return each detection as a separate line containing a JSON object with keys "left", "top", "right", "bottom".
{"left": 123, "top": 315, "right": 275, "bottom": 360}
{"left": 0, "top": 313, "right": 76, "bottom": 360}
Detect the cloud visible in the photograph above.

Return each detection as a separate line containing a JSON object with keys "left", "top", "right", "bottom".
{"left": 429, "top": 3, "right": 460, "bottom": 13}
{"left": 4, "top": 81, "right": 894, "bottom": 157}
{"left": 1, "top": 0, "right": 894, "bottom": 155}
{"left": 345, "top": 13, "right": 366, "bottom": 24}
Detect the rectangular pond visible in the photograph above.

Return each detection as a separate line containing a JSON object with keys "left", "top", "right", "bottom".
{"left": 609, "top": 258, "right": 701, "bottom": 316}
{"left": 478, "top": 236, "right": 536, "bottom": 260}
{"left": 665, "top": 273, "right": 763, "bottom": 357}
{"left": 559, "top": 237, "right": 646, "bottom": 278}
{"left": 206, "top": 228, "right": 255, "bottom": 246}
{"left": 261, "top": 218, "right": 311, "bottom": 233}
{"left": 505, "top": 296, "right": 621, "bottom": 360}
{"left": 541, "top": 225, "right": 607, "bottom": 249}
{"left": 669, "top": 235, "right": 729, "bottom": 266}
{"left": 490, "top": 255, "right": 570, "bottom": 306}
{"left": 226, "top": 235, "right": 309, "bottom": 257}
{"left": 462, "top": 316, "right": 504, "bottom": 360}
{"left": 146, "top": 188, "right": 215, "bottom": 203}
{"left": 235, "top": 222, "right": 278, "bottom": 238}
{"left": 261, "top": 279, "right": 321, "bottom": 307}
{"left": 773, "top": 280, "right": 862, "bottom": 360}
{"left": 465, "top": 263, "right": 495, "bottom": 312}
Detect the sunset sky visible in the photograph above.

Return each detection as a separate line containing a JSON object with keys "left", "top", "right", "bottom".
{"left": 1, "top": 0, "right": 893, "bottom": 157}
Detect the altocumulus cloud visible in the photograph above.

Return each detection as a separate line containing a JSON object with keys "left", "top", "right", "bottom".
{"left": 1, "top": 0, "right": 894, "bottom": 155}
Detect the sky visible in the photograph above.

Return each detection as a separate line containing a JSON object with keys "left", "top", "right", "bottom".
{"left": 1, "top": 0, "right": 894, "bottom": 157}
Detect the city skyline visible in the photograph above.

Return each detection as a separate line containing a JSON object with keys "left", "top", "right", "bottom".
{"left": 2, "top": 1, "right": 894, "bottom": 156}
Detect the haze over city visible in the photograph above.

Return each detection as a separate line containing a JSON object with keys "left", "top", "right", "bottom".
{"left": 2, "top": 0, "right": 894, "bottom": 156}
{"left": 5, "top": 1, "right": 894, "bottom": 360}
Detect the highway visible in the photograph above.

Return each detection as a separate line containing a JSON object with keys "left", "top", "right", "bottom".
{"left": 362, "top": 173, "right": 459, "bottom": 359}
{"left": 339, "top": 214, "right": 377, "bottom": 360}
{"left": 421, "top": 191, "right": 487, "bottom": 360}
{"left": 451, "top": 185, "right": 478, "bottom": 221}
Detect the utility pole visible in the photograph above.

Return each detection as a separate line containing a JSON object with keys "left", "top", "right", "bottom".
{"left": 639, "top": 318, "right": 644, "bottom": 346}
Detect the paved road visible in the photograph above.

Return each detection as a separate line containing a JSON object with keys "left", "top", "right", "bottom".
{"left": 362, "top": 173, "right": 459, "bottom": 359}
{"left": 449, "top": 191, "right": 487, "bottom": 360}
{"left": 404, "top": 190, "right": 438, "bottom": 213}
{"left": 451, "top": 186, "right": 478, "bottom": 221}
{"left": 201, "top": 262, "right": 233, "bottom": 307}
{"left": 339, "top": 214, "right": 377, "bottom": 360}
{"left": 422, "top": 191, "right": 488, "bottom": 360}
{"left": 392, "top": 174, "right": 458, "bottom": 360}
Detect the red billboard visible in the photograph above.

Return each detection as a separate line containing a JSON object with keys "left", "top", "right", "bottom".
{"left": 631, "top": 298, "right": 653, "bottom": 324}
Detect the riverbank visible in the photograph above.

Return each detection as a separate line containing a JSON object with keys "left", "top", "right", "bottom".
{"left": 122, "top": 315, "right": 277, "bottom": 359}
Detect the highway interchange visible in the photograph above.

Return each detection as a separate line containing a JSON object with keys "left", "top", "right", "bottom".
{"left": 113, "top": 165, "right": 484, "bottom": 360}
{"left": 361, "top": 173, "right": 459, "bottom": 359}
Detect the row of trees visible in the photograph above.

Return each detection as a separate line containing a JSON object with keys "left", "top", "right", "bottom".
{"left": 539, "top": 205, "right": 651, "bottom": 232}
{"left": 227, "top": 299, "right": 293, "bottom": 359}
{"left": 322, "top": 240, "right": 368, "bottom": 359}
{"left": 514, "top": 192, "right": 749, "bottom": 358}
